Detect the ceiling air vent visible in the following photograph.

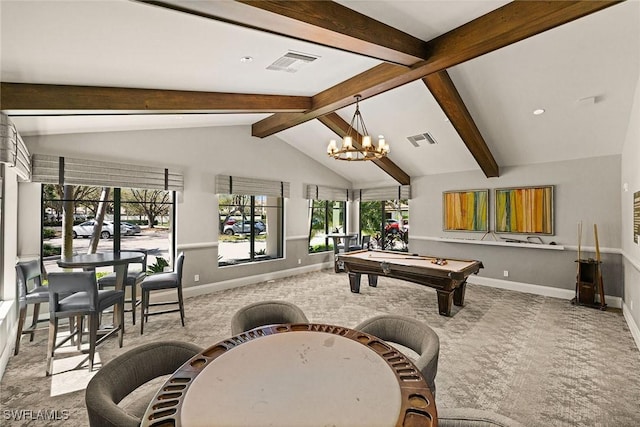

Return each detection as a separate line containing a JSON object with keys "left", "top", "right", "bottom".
{"left": 266, "top": 51, "right": 319, "bottom": 73}
{"left": 407, "top": 132, "right": 437, "bottom": 147}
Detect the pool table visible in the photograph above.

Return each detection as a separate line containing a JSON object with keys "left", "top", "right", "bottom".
{"left": 338, "top": 249, "right": 483, "bottom": 316}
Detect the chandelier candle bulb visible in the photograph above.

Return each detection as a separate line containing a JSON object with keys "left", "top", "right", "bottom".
{"left": 362, "top": 135, "right": 372, "bottom": 148}
{"left": 328, "top": 139, "right": 337, "bottom": 154}
{"left": 343, "top": 136, "right": 353, "bottom": 149}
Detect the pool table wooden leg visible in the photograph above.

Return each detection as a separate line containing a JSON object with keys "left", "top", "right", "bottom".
{"left": 453, "top": 281, "right": 467, "bottom": 306}
{"left": 436, "top": 290, "right": 454, "bottom": 316}
{"left": 348, "top": 273, "right": 362, "bottom": 293}
{"left": 367, "top": 275, "right": 378, "bottom": 288}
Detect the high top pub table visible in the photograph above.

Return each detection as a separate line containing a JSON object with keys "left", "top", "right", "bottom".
{"left": 142, "top": 323, "right": 437, "bottom": 427}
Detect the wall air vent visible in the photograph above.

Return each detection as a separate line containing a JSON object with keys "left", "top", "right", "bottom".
{"left": 266, "top": 51, "right": 319, "bottom": 73}
{"left": 407, "top": 132, "right": 437, "bottom": 147}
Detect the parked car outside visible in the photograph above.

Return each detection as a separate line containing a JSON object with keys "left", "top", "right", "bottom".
{"left": 223, "top": 220, "right": 266, "bottom": 235}
{"left": 122, "top": 222, "right": 142, "bottom": 235}
{"left": 384, "top": 219, "right": 401, "bottom": 234}
{"left": 72, "top": 220, "right": 138, "bottom": 239}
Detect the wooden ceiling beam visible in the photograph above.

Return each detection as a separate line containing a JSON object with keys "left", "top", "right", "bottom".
{"left": 0, "top": 82, "right": 311, "bottom": 112}
{"left": 318, "top": 113, "right": 410, "bottom": 185}
{"left": 423, "top": 71, "right": 499, "bottom": 178}
{"left": 138, "top": 0, "right": 429, "bottom": 65}
{"left": 252, "top": 1, "right": 622, "bottom": 137}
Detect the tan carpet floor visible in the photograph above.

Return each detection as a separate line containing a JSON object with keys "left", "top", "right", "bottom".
{"left": 2, "top": 269, "right": 640, "bottom": 426}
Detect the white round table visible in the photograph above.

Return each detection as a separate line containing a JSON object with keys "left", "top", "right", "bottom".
{"left": 142, "top": 324, "right": 436, "bottom": 427}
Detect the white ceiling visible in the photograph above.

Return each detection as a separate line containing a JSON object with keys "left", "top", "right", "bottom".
{"left": 2, "top": 0, "right": 639, "bottom": 185}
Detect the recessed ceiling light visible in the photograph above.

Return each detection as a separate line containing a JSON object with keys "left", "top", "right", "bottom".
{"left": 533, "top": 109, "right": 545, "bottom": 115}
{"left": 240, "top": 56, "right": 253, "bottom": 63}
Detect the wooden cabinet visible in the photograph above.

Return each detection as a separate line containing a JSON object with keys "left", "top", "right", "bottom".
{"left": 573, "top": 259, "right": 606, "bottom": 309}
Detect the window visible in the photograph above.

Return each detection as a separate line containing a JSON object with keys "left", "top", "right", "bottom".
{"left": 308, "top": 200, "right": 347, "bottom": 253}
{"left": 218, "top": 194, "right": 283, "bottom": 266}
{"left": 41, "top": 184, "right": 175, "bottom": 274}
{"left": 360, "top": 199, "right": 409, "bottom": 252}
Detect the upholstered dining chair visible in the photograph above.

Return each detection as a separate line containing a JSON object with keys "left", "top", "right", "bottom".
{"left": 231, "top": 300, "right": 309, "bottom": 335}
{"left": 46, "top": 271, "right": 125, "bottom": 376}
{"left": 97, "top": 251, "right": 147, "bottom": 324}
{"left": 14, "top": 259, "right": 50, "bottom": 355}
{"left": 139, "top": 252, "right": 185, "bottom": 334}
{"left": 354, "top": 314, "right": 440, "bottom": 396}
{"left": 85, "top": 340, "right": 202, "bottom": 427}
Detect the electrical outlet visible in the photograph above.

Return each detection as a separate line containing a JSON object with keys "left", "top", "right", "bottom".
{"left": 503, "top": 270, "right": 509, "bottom": 278}
{"left": 194, "top": 274, "right": 200, "bottom": 282}
{"left": 298, "top": 259, "right": 302, "bottom": 265}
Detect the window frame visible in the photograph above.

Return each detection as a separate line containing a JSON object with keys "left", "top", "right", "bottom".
{"left": 218, "top": 194, "right": 284, "bottom": 266}
{"left": 308, "top": 199, "right": 347, "bottom": 254}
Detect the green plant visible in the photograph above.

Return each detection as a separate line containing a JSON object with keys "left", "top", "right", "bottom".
{"left": 42, "top": 228, "right": 56, "bottom": 239}
{"left": 147, "top": 257, "right": 169, "bottom": 274}
{"left": 309, "top": 244, "right": 330, "bottom": 253}
{"left": 42, "top": 243, "right": 61, "bottom": 257}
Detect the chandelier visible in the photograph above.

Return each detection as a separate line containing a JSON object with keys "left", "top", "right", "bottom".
{"left": 327, "top": 95, "right": 389, "bottom": 161}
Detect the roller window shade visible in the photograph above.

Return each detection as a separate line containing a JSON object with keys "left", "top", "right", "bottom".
{"left": 216, "top": 175, "right": 290, "bottom": 198}
{"left": 31, "top": 154, "right": 183, "bottom": 191}
{"left": 0, "top": 113, "right": 31, "bottom": 180}
{"left": 357, "top": 185, "right": 411, "bottom": 201}
{"left": 304, "top": 184, "right": 350, "bottom": 201}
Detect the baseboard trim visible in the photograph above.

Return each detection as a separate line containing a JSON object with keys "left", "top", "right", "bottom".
{"left": 470, "top": 276, "right": 622, "bottom": 309}
{"left": 623, "top": 301, "right": 640, "bottom": 352}
{"left": 150, "top": 262, "right": 333, "bottom": 302}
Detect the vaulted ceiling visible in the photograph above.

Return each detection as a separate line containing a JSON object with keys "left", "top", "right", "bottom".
{"left": 1, "top": 0, "right": 638, "bottom": 187}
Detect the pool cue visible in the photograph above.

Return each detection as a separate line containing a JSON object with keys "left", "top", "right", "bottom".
{"left": 594, "top": 224, "right": 606, "bottom": 308}
{"left": 366, "top": 253, "right": 440, "bottom": 262}
{"left": 575, "top": 221, "right": 582, "bottom": 302}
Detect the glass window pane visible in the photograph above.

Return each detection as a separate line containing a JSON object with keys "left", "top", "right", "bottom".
{"left": 309, "top": 200, "right": 327, "bottom": 253}
{"left": 42, "top": 184, "right": 175, "bottom": 274}
{"left": 218, "top": 194, "right": 283, "bottom": 266}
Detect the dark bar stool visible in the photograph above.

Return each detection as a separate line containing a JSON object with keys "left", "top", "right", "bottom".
{"left": 140, "top": 253, "right": 186, "bottom": 334}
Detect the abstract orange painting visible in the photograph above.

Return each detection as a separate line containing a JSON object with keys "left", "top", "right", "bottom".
{"left": 495, "top": 186, "right": 553, "bottom": 234}
{"left": 443, "top": 189, "right": 489, "bottom": 232}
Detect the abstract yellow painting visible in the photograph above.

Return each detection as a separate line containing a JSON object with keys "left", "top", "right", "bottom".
{"left": 495, "top": 186, "right": 553, "bottom": 234}
{"left": 443, "top": 189, "right": 489, "bottom": 232}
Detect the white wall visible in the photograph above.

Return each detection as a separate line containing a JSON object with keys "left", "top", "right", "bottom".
{"left": 621, "top": 73, "right": 640, "bottom": 341}
{"left": 20, "top": 125, "right": 346, "bottom": 288}
{"left": 0, "top": 166, "right": 20, "bottom": 378}
{"left": 411, "top": 156, "right": 622, "bottom": 247}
